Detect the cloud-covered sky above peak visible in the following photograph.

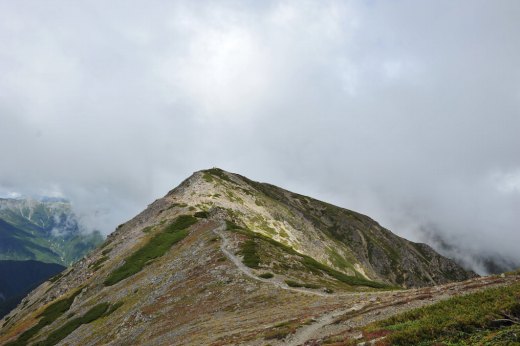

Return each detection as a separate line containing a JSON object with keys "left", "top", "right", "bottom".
{"left": 1, "top": 1, "right": 519, "bottom": 273}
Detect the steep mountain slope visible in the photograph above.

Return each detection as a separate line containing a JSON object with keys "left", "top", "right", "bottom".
{"left": 0, "top": 198, "right": 103, "bottom": 265}
{"left": 0, "top": 261, "right": 65, "bottom": 319}
{"left": 173, "top": 168, "right": 475, "bottom": 287}
{"left": 0, "top": 169, "right": 476, "bottom": 345}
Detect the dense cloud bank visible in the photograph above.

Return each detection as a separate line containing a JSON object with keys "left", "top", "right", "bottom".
{"left": 1, "top": 1, "right": 519, "bottom": 274}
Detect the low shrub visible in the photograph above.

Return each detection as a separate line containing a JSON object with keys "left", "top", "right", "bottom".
{"left": 37, "top": 301, "right": 123, "bottom": 346}
{"left": 285, "top": 280, "right": 303, "bottom": 288}
{"left": 205, "top": 168, "right": 234, "bottom": 183}
{"left": 240, "top": 240, "right": 260, "bottom": 268}
{"left": 225, "top": 220, "right": 243, "bottom": 231}
{"left": 104, "top": 215, "right": 197, "bottom": 286}
{"left": 89, "top": 255, "right": 109, "bottom": 271}
{"left": 194, "top": 211, "right": 209, "bottom": 218}
{"left": 364, "top": 281, "right": 520, "bottom": 345}
{"left": 264, "top": 328, "right": 292, "bottom": 340}
{"left": 48, "top": 272, "right": 64, "bottom": 283}
{"left": 6, "top": 288, "right": 83, "bottom": 346}
{"left": 264, "top": 319, "right": 299, "bottom": 340}
{"left": 284, "top": 280, "right": 320, "bottom": 289}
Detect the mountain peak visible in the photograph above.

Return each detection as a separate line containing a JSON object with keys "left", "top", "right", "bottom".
{"left": 0, "top": 169, "right": 476, "bottom": 345}
{"left": 138, "top": 168, "right": 475, "bottom": 288}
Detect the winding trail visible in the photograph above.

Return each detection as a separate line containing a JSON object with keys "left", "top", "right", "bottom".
{"left": 285, "top": 303, "right": 366, "bottom": 346}
{"left": 212, "top": 223, "right": 330, "bottom": 297}
{"left": 211, "top": 222, "right": 520, "bottom": 345}
{"left": 285, "top": 275, "right": 520, "bottom": 346}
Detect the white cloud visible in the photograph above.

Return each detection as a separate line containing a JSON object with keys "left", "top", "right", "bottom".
{"left": 0, "top": 1, "right": 519, "bottom": 271}
{"left": 492, "top": 170, "right": 520, "bottom": 194}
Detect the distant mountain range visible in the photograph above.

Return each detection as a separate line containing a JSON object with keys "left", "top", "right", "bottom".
{"left": 0, "top": 197, "right": 103, "bottom": 319}
{"left": 0, "top": 197, "right": 103, "bottom": 266}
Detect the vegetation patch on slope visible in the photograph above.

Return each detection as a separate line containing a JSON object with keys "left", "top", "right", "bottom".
{"left": 89, "top": 255, "right": 109, "bottom": 272}
{"left": 240, "top": 240, "right": 260, "bottom": 268}
{"left": 284, "top": 280, "right": 320, "bottom": 289}
{"left": 36, "top": 301, "right": 122, "bottom": 346}
{"left": 258, "top": 272, "right": 274, "bottom": 279}
{"left": 203, "top": 168, "right": 235, "bottom": 184}
{"left": 6, "top": 288, "right": 84, "bottom": 346}
{"left": 194, "top": 211, "right": 209, "bottom": 218}
{"left": 363, "top": 281, "right": 520, "bottom": 345}
{"left": 104, "top": 215, "right": 197, "bottom": 286}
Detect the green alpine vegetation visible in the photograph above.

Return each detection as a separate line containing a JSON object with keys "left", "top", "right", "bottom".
{"left": 6, "top": 288, "right": 84, "bottom": 346}
{"left": 36, "top": 301, "right": 122, "bottom": 346}
{"left": 240, "top": 239, "right": 260, "bottom": 268}
{"left": 284, "top": 280, "right": 320, "bottom": 289}
{"left": 363, "top": 281, "right": 520, "bottom": 345}
{"left": 104, "top": 215, "right": 198, "bottom": 286}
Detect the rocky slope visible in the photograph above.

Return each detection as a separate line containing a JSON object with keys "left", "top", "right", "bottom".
{"left": 168, "top": 168, "right": 475, "bottom": 287}
{"left": 0, "top": 168, "right": 476, "bottom": 345}
{"left": 0, "top": 198, "right": 103, "bottom": 265}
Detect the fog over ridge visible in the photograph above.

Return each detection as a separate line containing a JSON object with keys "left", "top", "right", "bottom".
{"left": 1, "top": 1, "right": 519, "bottom": 274}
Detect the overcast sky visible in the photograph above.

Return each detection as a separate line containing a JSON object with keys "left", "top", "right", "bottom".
{"left": 1, "top": 1, "right": 519, "bottom": 273}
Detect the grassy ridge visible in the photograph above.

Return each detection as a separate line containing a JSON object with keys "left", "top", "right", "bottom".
{"left": 364, "top": 281, "right": 520, "bottom": 345}
{"left": 226, "top": 220, "right": 391, "bottom": 289}
{"left": 104, "top": 215, "right": 197, "bottom": 286}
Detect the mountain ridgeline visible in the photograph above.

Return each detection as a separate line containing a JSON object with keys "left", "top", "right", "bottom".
{"left": 0, "top": 169, "right": 476, "bottom": 345}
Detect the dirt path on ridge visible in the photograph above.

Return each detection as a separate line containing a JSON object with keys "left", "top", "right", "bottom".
{"left": 212, "top": 223, "right": 331, "bottom": 297}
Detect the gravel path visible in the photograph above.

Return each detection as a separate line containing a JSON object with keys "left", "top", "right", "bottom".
{"left": 284, "top": 275, "right": 520, "bottom": 345}
{"left": 286, "top": 302, "right": 366, "bottom": 346}
{"left": 212, "top": 223, "right": 520, "bottom": 345}
{"left": 212, "top": 223, "right": 330, "bottom": 297}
